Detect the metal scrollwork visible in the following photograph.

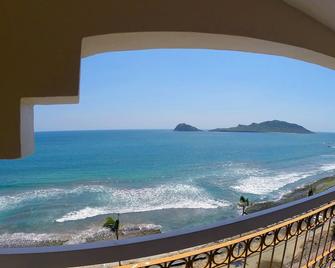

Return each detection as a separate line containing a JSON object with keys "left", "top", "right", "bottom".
{"left": 125, "top": 202, "right": 335, "bottom": 268}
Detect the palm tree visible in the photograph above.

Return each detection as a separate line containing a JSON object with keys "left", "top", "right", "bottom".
{"left": 238, "top": 196, "right": 249, "bottom": 215}
{"left": 103, "top": 214, "right": 120, "bottom": 240}
{"left": 308, "top": 188, "right": 314, "bottom": 197}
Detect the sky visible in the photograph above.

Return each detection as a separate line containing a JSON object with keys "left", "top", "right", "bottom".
{"left": 35, "top": 49, "right": 335, "bottom": 132}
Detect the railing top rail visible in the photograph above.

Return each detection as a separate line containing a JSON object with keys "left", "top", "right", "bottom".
{"left": 1, "top": 187, "right": 335, "bottom": 268}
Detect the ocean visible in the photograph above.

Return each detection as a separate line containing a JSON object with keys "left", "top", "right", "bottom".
{"left": 0, "top": 130, "right": 335, "bottom": 246}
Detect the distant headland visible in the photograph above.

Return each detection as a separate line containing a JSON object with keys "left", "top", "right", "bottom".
{"left": 174, "top": 123, "right": 201, "bottom": 132}
{"left": 174, "top": 120, "right": 313, "bottom": 134}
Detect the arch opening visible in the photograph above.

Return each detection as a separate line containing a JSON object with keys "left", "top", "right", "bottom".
{"left": 1, "top": 47, "right": 335, "bottom": 248}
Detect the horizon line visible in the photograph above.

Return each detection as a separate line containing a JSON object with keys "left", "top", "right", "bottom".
{"left": 34, "top": 128, "right": 335, "bottom": 134}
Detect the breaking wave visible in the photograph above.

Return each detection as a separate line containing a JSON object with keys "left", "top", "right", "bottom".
{"left": 320, "top": 163, "right": 335, "bottom": 172}
{"left": 0, "top": 224, "right": 162, "bottom": 247}
{"left": 0, "top": 185, "right": 105, "bottom": 212}
{"left": 0, "top": 183, "right": 230, "bottom": 221}
{"left": 232, "top": 162, "right": 335, "bottom": 195}
{"left": 232, "top": 171, "right": 314, "bottom": 195}
{"left": 56, "top": 184, "right": 230, "bottom": 222}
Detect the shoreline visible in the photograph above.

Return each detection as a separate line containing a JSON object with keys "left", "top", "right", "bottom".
{"left": 2, "top": 175, "right": 335, "bottom": 248}
{"left": 246, "top": 175, "right": 335, "bottom": 213}
{"left": 0, "top": 224, "right": 161, "bottom": 248}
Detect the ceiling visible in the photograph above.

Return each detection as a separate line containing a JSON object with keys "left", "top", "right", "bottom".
{"left": 285, "top": 0, "right": 335, "bottom": 32}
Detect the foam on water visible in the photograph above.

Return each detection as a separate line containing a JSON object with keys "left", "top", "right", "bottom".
{"left": 0, "top": 188, "right": 65, "bottom": 211}
{"left": 1, "top": 131, "right": 335, "bottom": 245}
{"left": 232, "top": 162, "right": 335, "bottom": 195}
{"left": 232, "top": 171, "right": 314, "bottom": 195}
{"left": 0, "top": 183, "right": 230, "bottom": 221}
{"left": 0, "top": 185, "right": 106, "bottom": 212}
{"left": 0, "top": 232, "right": 68, "bottom": 248}
{"left": 0, "top": 224, "right": 162, "bottom": 247}
{"left": 320, "top": 163, "right": 335, "bottom": 172}
{"left": 1, "top": 161, "right": 335, "bottom": 219}
{"left": 56, "top": 184, "right": 230, "bottom": 222}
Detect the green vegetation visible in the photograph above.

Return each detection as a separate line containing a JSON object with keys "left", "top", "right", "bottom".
{"left": 174, "top": 120, "right": 313, "bottom": 134}
{"left": 308, "top": 188, "right": 314, "bottom": 196}
{"left": 210, "top": 120, "right": 313, "bottom": 134}
{"left": 103, "top": 215, "right": 120, "bottom": 240}
{"left": 174, "top": 123, "right": 201, "bottom": 132}
{"left": 238, "top": 196, "right": 250, "bottom": 215}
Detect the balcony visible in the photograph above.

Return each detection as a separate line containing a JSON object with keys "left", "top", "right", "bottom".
{"left": 2, "top": 1, "right": 335, "bottom": 268}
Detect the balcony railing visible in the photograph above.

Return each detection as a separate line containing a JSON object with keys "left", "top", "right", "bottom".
{"left": 122, "top": 200, "right": 335, "bottom": 268}
{"left": 0, "top": 187, "right": 335, "bottom": 268}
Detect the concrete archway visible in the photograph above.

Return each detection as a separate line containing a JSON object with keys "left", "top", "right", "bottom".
{"left": 82, "top": 31, "right": 335, "bottom": 67}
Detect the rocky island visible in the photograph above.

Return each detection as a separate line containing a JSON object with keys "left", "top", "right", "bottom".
{"left": 174, "top": 123, "right": 201, "bottom": 132}
{"left": 210, "top": 120, "right": 313, "bottom": 134}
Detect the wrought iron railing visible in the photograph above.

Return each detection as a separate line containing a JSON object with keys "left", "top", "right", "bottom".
{"left": 0, "top": 188, "right": 335, "bottom": 267}
{"left": 121, "top": 201, "right": 335, "bottom": 268}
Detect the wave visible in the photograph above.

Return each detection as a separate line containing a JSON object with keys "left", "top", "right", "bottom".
{"left": 0, "top": 188, "right": 65, "bottom": 211}
{"left": 232, "top": 162, "right": 335, "bottom": 195}
{"left": 0, "top": 224, "right": 162, "bottom": 247}
{"left": 0, "top": 232, "right": 68, "bottom": 248}
{"left": 56, "top": 184, "right": 230, "bottom": 222}
{"left": 232, "top": 171, "right": 315, "bottom": 195}
{"left": 63, "top": 224, "right": 162, "bottom": 245}
{"left": 0, "top": 185, "right": 106, "bottom": 212}
{"left": 2, "top": 160, "right": 335, "bottom": 220}
{"left": 0, "top": 183, "right": 230, "bottom": 220}
{"left": 320, "top": 163, "right": 335, "bottom": 172}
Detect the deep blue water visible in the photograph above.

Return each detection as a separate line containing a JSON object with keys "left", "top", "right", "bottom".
{"left": 0, "top": 130, "right": 335, "bottom": 245}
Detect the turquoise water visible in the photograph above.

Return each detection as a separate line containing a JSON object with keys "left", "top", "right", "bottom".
{"left": 0, "top": 130, "right": 335, "bottom": 246}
